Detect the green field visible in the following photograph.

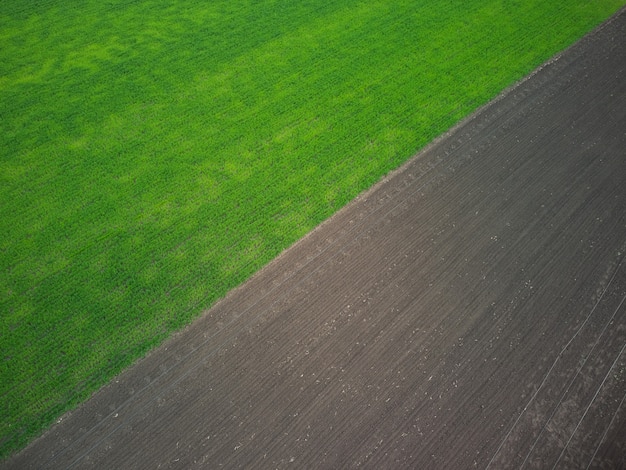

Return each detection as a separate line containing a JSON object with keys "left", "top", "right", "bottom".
{"left": 1, "top": 0, "right": 624, "bottom": 459}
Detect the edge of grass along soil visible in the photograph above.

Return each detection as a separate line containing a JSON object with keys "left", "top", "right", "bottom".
{"left": 1, "top": 0, "right": 624, "bottom": 459}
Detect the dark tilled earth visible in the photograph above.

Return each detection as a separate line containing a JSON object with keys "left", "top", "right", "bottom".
{"left": 6, "top": 8, "right": 626, "bottom": 470}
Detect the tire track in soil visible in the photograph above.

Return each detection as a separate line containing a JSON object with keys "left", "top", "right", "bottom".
{"left": 4, "top": 6, "right": 626, "bottom": 470}
{"left": 487, "top": 259, "right": 626, "bottom": 469}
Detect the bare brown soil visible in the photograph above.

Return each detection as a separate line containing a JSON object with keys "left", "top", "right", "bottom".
{"left": 5, "top": 7, "right": 626, "bottom": 469}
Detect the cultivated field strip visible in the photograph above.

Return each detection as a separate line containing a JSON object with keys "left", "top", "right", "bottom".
{"left": 5, "top": 6, "right": 626, "bottom": 470}
{"left": 3, "top": 0, "right": 626, "bottom": 458}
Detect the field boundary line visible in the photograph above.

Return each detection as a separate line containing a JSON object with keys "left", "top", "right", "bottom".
{"left": 57, "top": 118, "right": 459, "bottom": 469}
{"left": 58, "top": 31, "right": 574, "bottom": 460}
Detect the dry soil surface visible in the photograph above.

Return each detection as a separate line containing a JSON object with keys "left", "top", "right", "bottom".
{"left": 5, "top": 7, "right": 626, "bottom": 470}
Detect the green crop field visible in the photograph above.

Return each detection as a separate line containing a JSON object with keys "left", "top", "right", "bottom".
{"left": 1, "top": 0, "right": 624, "bottom": 459}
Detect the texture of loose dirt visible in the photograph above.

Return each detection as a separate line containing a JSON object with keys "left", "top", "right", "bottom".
{"left": 5, "top": 7, "right": 626, "bottom": 469}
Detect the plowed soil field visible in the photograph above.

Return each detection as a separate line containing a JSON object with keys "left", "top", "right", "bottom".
{"left": 5, "top": 7, "right": 626, "bottom": 470}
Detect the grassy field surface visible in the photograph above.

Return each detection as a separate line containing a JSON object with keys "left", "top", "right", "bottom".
{"left": 1, "top": 0, "right": 624, "bottom": 458}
